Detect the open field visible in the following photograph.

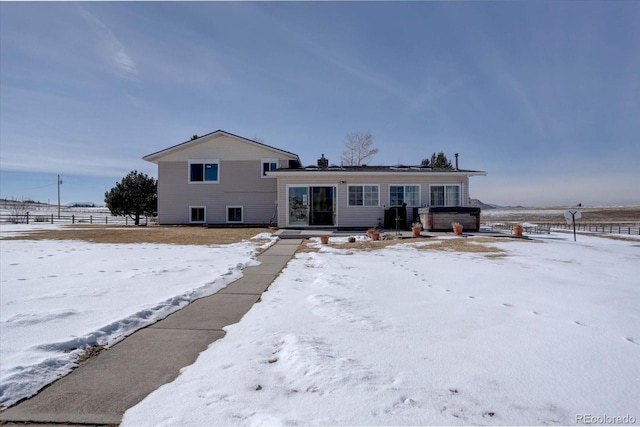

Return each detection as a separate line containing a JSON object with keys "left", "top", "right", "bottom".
{"left": 481, "top": 206, "right": 640, "bottom": 224}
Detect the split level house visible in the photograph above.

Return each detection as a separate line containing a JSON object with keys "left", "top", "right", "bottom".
{"left": 143, "top": 130, "right": 486, "bottom": 229}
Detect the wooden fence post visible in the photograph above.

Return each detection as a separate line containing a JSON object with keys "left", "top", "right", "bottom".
{"left": 51, "top": 214, "right": 53, "bottom": 224}
{"left": 26, "top": 212, "right": 29, "bottom": 224}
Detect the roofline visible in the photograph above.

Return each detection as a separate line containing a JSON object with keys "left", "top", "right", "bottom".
{"left": 268, "top": 170, "right": 487, "bottom": 177}
{"left": 143, "top": 130, "right": 301, "bottom": 164}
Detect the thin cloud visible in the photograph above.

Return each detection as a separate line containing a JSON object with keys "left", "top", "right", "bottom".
{"left": 80, "top": 8, "right": 138, "bottom": 79}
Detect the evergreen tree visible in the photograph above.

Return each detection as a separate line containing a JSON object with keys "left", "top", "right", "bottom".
{"left": 105, "top": 171, "right": 157, "bottom": 225}
{"left": 421, "top": 152, "right": 454, "bottom": 169}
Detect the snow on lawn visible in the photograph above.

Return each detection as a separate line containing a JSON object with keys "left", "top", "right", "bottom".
{"left": 0, "top": 224, "right": 277, "bottom": 408}
{"left": 123, "top": 234, "right": 639, "bottom": 426}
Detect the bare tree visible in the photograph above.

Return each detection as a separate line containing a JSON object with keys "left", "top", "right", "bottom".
{"left": 341, "top": 131, "right": 378, "bottom": 166}
{"left": 8, "top": 197, "right": 29, "bottom": 223}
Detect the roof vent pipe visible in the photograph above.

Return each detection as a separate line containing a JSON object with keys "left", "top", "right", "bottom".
{"left": 454, "top": 153, "right": 459, "bottom": 170}
{"left": 318, "top": 154, "right": 329, "bottom": 169}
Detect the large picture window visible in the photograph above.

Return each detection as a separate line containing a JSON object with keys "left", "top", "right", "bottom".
{"left": 348, "top": 185, "right": 379, "bottom": 207}
{"left": 430, "top": 185, "right": 460, "bottom": 206}
{"left": 189, "top": 160, "right": 219, "bottom": 183}
{"left": 389, "top": 185, "right": 420, "bottom": 206}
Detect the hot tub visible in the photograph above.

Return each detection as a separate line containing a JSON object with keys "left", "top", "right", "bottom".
{"left": 418, "top": 207, "right": 481, "bottom": 232}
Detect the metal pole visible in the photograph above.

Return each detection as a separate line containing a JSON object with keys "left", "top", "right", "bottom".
{"left": 572, "top": 213, "right": 576, "bottom": 242}
{"left": 57, "top": 175, "right": 62, "bottom": 219}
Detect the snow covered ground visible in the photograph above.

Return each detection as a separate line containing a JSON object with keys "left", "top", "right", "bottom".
{"left": 0, "top": 224, "right": 276, "bottom": 408}
{"left": 122, "top": 233, "right": 639, "bottom": 426}
{"left": 2, "top": 225, "right": 638, "bottom": 425}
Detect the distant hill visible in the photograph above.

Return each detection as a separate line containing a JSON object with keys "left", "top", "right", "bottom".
{"left": 470, "top": 198, "right": 499, "bottom": 209}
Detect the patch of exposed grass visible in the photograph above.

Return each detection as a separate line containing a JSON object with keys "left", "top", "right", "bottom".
{"left": 299, "top": 235, "right": 535, "bottom": 255}
{"left": 414, "top": 237, "right": 507, "bottom": 254}
{"left": 0, "top": 225, "right": 270, "bottom": 246}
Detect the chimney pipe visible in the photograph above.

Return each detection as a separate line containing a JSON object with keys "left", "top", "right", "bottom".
{"left": 318, "top": 154, "right": 329, "bottom": 169}
{"left": 454, "top": 153, "right": 459, "bottom": 170}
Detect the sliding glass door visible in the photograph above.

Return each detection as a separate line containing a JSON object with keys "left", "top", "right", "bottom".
{"left": 287, "top": 186, "right": 335, "bottom": 226}
{"left": 310, "top": 186, "right": 334, "bottom": 226}
{"left": 288, "top": 187, "right": 309, "bottom": 226}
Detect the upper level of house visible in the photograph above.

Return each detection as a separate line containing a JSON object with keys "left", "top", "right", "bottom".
{"left": 143, "top": 130, "right": 302, "bottom": 174}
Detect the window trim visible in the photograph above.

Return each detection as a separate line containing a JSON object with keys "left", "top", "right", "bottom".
{"left": 388, "top": 184, "right": 421, "bottom": 207}
{"left": 347, "top": 184, "right": 380, "bottom": 207}
{"left": 188, "top": 159, "right": 220, "bottom": 184}
{"left": 261, "top": 158, "right": 279, "bottom": 178}
{"left": 429, "top": 184, "right": 461, "bottom": 207}
{"left": 226, "top": 205, "right": 243, "bottom": 223}
{"left": 189, "top": 206, "right": 206, "bottom": 224}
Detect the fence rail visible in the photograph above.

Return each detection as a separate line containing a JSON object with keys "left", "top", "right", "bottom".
{"left": 546, "top": 222, "right": 640, "bottom": 236}
{"left": 485, "top": 222, "right": 640, "bottom": 236}
{"left": 0, "top": 213, "right": 155, "bottom": 226}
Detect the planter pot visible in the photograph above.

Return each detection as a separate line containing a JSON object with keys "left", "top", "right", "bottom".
{"left": 370, "top": 231, "right": 380, "bottom": 241}
{"left": 513, "top": 225, "right": 523, "bottom": 236}
{"left": 452, "top": 224, "right": 463, "bottom": 235}
{"left": 412, "top": 227, "right": 421, "bottom": 237}
{"left": 348, "top": 236, "right": 356, "bottom": 243}
{"left": 320, "top": 235, "right": 329, "bottom": 244}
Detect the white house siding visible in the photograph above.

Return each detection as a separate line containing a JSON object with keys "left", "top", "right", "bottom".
{"left": 152, "top": 133, "right": 294, "bottom": 162}
{"left": 275, "top": 172, "right": 471, "bottom": 228}
{"left": 158, "top": 160, "right": 278, "bottom": 225}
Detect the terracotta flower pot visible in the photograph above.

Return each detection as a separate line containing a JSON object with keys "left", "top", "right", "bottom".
{"left": 412, "top": 227, "right": 421, "bottom": 237}
{"left": 370, "top": 231, "right": 380, "bottom": 241}
{"left": 513, "top": 225, "right": 523, "bottom": 236}
{"left": 320, "top": 235, "right": 329, "bottom": 244}
{"left": 452, "top": 223, "right": 463, "bottom": 235}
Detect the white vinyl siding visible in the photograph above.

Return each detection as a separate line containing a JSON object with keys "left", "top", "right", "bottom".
{"left": 158, "top": 160, "right": 277, "bottom": 225}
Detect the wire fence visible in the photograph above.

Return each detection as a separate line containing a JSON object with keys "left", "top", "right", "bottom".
{"left": 484, "top": 222, "right": 640, "bottom": 236}
{"left": 0, "top": 212, "right": 156, "bottom": 226}
{"left": 546, "top": 222, "right": 640, "bottom": 236}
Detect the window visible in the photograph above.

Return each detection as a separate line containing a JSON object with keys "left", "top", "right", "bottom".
{"left": 189, "top": 160, "right": 219, "bottom": 183}
{"left": 262, "top": 159, "right": 278, "bottom": 177}
{"left": 389, "top": 185, "right": 420, "bottom": 206}
{"left": 430, "top": 185, "right": 460, "bottom": 206}
{"left": 190, "top": 206, "right": 205, "bottom": 223}
{"left": 227, "top": 206, "right": 243, "bottom": 223}
{"left": 348, "top": 185, "right": 379, "bottom": 206}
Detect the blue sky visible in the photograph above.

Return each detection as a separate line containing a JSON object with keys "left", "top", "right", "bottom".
{"left": 1, "top": 1, "right": 639, "bottom": 207}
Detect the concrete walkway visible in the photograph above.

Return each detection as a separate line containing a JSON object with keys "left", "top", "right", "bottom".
{"left": 0, "top": 238, "right": 303, "bottom": 426}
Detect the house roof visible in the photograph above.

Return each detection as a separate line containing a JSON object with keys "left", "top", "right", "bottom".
{"left": 269, "top": 164, "right": 486, "bottom": 176}
{"left": 143, "top": 130, "right": 302, "bottom": 164}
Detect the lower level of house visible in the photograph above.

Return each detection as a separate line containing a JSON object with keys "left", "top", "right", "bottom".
{"left": 276, "top": 178, "right": 472, "bottom": 229}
